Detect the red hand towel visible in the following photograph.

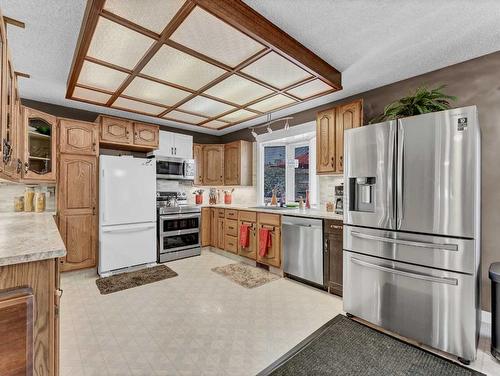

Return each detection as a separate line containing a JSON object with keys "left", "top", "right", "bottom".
{"left": 259, "top": 228, "right": 272, "bottom": 257}
{"left": 240, "top": 224, "right": 250, "bottom": 248}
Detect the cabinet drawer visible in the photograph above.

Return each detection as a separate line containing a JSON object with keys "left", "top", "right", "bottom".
{"left": 225, "top": 219, "right": 238, "bottom": 237}
{"left": 258, "top": 212, "right": 280, "bottom": 227}
{"left": 217, "top": 209, "right": 225, "bottom": 218}
{"left": 225, "top": 235, "right": 238, "bottom": 253}
{"left": 324, "top": 220, "right": 343, "bottom": 235}
{"left": 225, "top": 209, "right": 238, "bottom": 220}
{"left": 239, "top": 210, "right": 256, "bottom": 222}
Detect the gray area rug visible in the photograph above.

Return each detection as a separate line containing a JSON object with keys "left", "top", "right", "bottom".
{"left": 259, "top": 315, "right": 484, "bottom": 376}
{"left": 96, "top": 265, "right": 177, "bottom": 294}
{"left": 212, "top": 263, "right": 280, "bottom": 288}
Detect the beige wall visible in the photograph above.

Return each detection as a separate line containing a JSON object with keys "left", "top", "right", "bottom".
{"left": 223, "top": 50, "right": 500, "bottom": 311}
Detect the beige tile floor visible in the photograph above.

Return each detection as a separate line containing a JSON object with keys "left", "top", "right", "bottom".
{"left": 60, "top": 249, "right": 500, "bottom": 376}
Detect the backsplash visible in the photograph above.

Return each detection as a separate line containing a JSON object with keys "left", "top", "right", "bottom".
{"left": 318, "top": 175, "right": 344, "bottom": 207}
{"left": 0, "top": 181, "right": 56, "bottom": 213}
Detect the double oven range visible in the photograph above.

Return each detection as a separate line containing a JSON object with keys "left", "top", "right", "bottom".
{"left": 157, "top": 191, "right": 201, "bottom": 263}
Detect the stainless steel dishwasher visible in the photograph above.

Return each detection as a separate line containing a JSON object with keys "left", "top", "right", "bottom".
{"left": 282, "top": 216, "right": 324, "bottom": 285}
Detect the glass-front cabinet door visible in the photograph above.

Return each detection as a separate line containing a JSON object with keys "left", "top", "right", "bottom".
{"left": 22, "top": 107, "right": 57, "bottom": 181}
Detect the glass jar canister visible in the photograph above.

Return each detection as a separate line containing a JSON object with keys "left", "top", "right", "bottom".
{"left": 24, "top": 186, "right": 35, "bottom": 212}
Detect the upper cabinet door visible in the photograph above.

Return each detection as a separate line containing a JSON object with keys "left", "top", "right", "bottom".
{"left": 316, "top": 108, "right": 336, "bottom": 174}
{"left": 133, "top": 123, "right": 159, "bottom": 148}
{"left": 193, "top": 144, "right": 204, "bottom": 185}
{"left": 224, "top": 141, "right": 241, "bottom": 185}
{"left": 203, "top": 144, "right": 224, "bottom": 186}
{"left": 173, "top": 133, "right": 193, "bottom": 158}
{"left": 59, "top": 119, "right": 98, "bottom": 156}
{"left": 336, "top": 100, "right": 363, "bottom": 172}
{"left": 23, "top": 107, "right": 57, "bottom": 182}
{"left": 100, "top": 116, "right": 133, "bottom": 145}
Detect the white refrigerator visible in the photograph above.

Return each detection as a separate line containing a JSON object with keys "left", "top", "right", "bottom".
{"left": 99, "top": 155, "right": 156, "bottom": 275}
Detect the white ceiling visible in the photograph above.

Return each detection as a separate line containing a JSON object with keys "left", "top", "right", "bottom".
{"left": 1, "top": 0, "right": 500, "bottom": 136}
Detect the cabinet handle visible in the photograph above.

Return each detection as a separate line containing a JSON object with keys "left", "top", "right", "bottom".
{"left": 330, "top": 224, "right": 343, "bottom": 230}
{"left": 134, "top": 132, "right": 138, "bottom": 139}
{"left": 92, "top": 207, "right": 96, "bottom": 215}
{"left": 92, "top": 142, "right": 96, "bottom": 152}
{"left": 174, "top": 147, "right": 177, "bottom": 155}
{"left": 340, "top": 155, "right": 343, "bottom": 167}
{"left": 171, "top": 147, "right": 174, "bottom": 155}
{"left": 331, "top": 156, "right": 335, "bottom": 168}
{"left": 24, "top": 162, "right": 29, "bottom": 174}
{"left": 325, "top": 239, "right": 329, "bottom": 253}
{"left": 16, "top": 159, "right": 22, "bottom": 174}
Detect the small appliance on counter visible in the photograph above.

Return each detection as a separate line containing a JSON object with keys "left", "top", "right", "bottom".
{"left": 157, "top": 191, "right": 201, "bottom": 262}
{"left": 334, "top": 183, "right": 343, "bottom": 215}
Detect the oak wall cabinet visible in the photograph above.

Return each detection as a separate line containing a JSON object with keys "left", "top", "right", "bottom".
{"left": 97, "top": 115, "right": 159, "bottom": 152}
{"left": 316, "top": 99, "right": 363, "bottom": 174}
{"left": 324, "top": 220, "right": 343, "bottom": 296}
{"left": 22, "top": 107, "right": 58, "bottom": 182}
{"left": 193, "top": 143, "right": 204, "bottom": 185}
{"left": 224, "top": 140, "right": 252, "bottom": 186}
{"left": 58, "top": 118, "right": 98, "bottom": 155}
{"left": 194, "top": 140, "right": 253, "bottom": 186}
{"left": 203, "top": 144, "right": 224, "bottom": 186}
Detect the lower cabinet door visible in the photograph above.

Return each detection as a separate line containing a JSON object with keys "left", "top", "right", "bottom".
{"left": 0, "top": 288, "right": 34, "bottom": 376}
{"left": 210, "top": 209, "right": 217, "bottom": 247}
{"left": 60, "top": 213, "right": 97, "bottom": 271}
{"left": 217, "top": 218, "right": 225, "bottom": 249}
{"left": 256, "top": 224, "right": 281, "bottom": 267}
{"left": 238, "top": 221, "right": 256, "bottom": 260}
{"left": 325, "top": 223, "right": 343, "bottom": 296}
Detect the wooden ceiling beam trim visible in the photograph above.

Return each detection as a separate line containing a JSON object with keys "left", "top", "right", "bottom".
{"left": 75, "top": 83, "right": 114, "bottom": 95}
{"left": 83, "top": 56, "right": 133, "bottom": 74}
{"left": 66, "top": 0, "right": 107, "bottom": 99}
{"left": 14, "top": 71, "right": 30, "bottom": 79}
{"left": 136, "top": 73, "right": 197, "bottom": 94}
{"left": 100, "top": 9, "right": 160, "bottom": 41}
{"left": 191, "top": 0, "right": 341, "bottom": 90}
{"left": 164, "top": 39, "right": 231, "bottom": 72}
{"left": 118, "top": 94, "right": 171, "bottom": 109}
{"left": 4, "top": 16, "right": 25, "bottom": 29}
{"left": 104, "top": 1, "right": 197, "bottom": 107}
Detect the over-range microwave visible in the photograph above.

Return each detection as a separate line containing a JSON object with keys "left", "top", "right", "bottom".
{"left": 156, "top": 156, "right": 195, "bottom": 180}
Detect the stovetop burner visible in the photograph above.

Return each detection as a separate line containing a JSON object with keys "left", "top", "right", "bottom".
{"left": 156, "top": 191, "right": 200, "bottom": 215}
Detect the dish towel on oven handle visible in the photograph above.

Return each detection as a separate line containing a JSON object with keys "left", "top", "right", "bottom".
{"left": 258, "top": 227, "right": 272, "bottom": 257}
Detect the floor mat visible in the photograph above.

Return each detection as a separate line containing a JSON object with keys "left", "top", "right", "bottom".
{"left": 259, "top": 314, "right": 483, "bottom": 376}
{"left": 96, "top": 265, "right": 177, "bottom": 294}
{"left": 212, "top": 263, "right": 280, "bottom": 288}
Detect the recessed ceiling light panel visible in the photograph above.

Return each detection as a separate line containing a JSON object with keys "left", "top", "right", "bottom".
{"left": 204, "top": 75, "right": 273, "bottom": 105}
{"left": 286, "top": 79, "right": 333, "bottom": 99}
{"left": 123, "top": 77, "right": 191, "bottom": 106}
{"left": 163, "top": 110, "right": 208, "bottom": 124}
{"left": 218, "top": 109, "right": 257, "bottom": 123}
{"left": 103, "top": 0, "right": 185, "bottom": 34}
{"left": 202, "top": 120, "right": 229, "bottom": 129}
{"left": 241, "top": 52, "right": 312, "bottom": 89}
{"left": 112, "top": 97, "right": 166, "bottom": 115}
{"left": 73, "top": 87, "right": 111, "bottom": 104}
{"left": 170, "top": 6, "right": 265, "bottom": 67}
{"left": 248, "top": 94, "right": 296, "bottom": 112}
{"left": 87, "top": 16, "right": 155, "bottom": 69}
{"left": 77, "top": 60, "right": 129, "bottom": 92}
{"left": 141, "top": 45, "right": 226, "bottom": 90}
{"left": 178, "top": 96, "right": 235, "bottom": 118}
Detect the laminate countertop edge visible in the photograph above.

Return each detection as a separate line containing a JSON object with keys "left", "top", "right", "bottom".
{"left": 0, "top": 212, "right": 66, "bottom": 267}
{"left": 200, "top": 204, "right": 344, "bottom": 221}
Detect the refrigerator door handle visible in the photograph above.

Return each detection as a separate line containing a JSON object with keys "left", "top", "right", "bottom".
{"left": 397, "top": 122, "right": 405, "bottom": 229}
{"left": 350, "top": 231, "right": 459, "bottom": 251}
{"left": 102, "top": 224, "right": 156, "bottom": 233}
{"left": 351, "top": 257, "right": 458, "bottom": 285}
{"left": 388, "top": 123, "right": 396, "bottom": 224}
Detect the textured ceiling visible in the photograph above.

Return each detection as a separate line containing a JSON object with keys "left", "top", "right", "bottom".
{"left": 1, "top": 0, "right": 500, "bottom": 135}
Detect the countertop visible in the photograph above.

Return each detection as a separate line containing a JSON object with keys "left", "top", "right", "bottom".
{"left": 0, "top": 212, "right": 66, "bottom": 267}
{"left": 201, "top": 204, "right": 344, "bottom": 221}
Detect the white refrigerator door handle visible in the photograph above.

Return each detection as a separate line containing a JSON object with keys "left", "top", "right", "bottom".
{"left": 102, "top": 224, "right": 155, "bottom": 233}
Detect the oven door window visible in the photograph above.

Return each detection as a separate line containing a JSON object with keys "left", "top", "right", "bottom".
{"left": 162, "top": 216, "right": 200, "bottom": 232}
{"left": 157, "top": 161, "right": 183, "bottom": 176}
{"left": 161, "top": 233, "right": 199, "bottom": 252}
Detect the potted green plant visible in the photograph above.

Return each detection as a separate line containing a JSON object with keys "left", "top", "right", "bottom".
{"left": 370, "top": 85, "right": 457, "bottom": 123}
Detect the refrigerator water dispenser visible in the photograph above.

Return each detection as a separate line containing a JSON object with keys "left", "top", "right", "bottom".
{"left": 349, "top": 177, "right": 376, "bottom": 212}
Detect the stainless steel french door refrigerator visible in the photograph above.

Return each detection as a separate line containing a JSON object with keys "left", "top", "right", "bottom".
{"left": 343, "top": 106, "right": 481, "bottom": 363}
